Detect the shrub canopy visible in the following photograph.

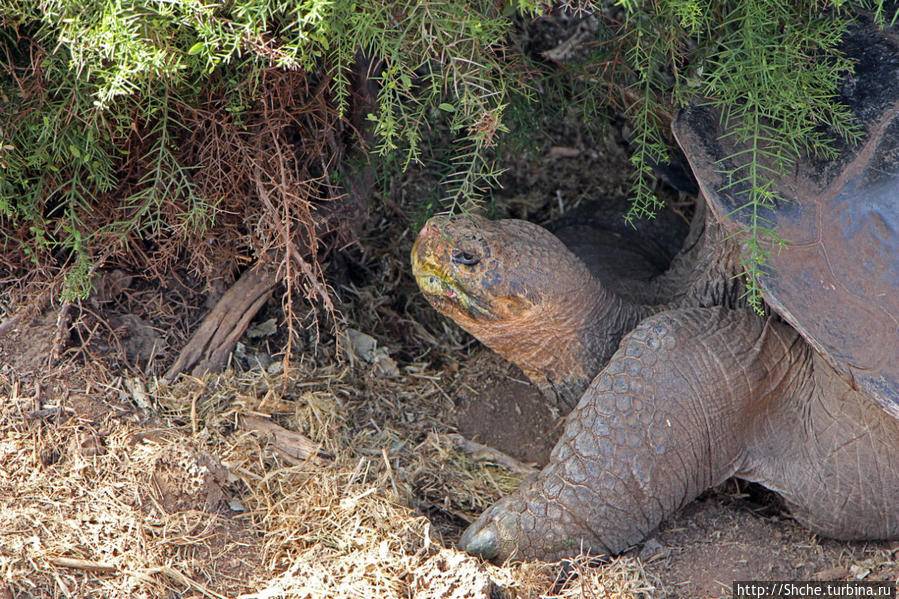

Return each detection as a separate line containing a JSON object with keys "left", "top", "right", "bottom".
{"left": 0, "top": 0, "right": 892, "bottom": 312}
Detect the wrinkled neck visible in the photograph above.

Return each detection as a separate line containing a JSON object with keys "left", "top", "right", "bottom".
{"left": 649, "top": 198, "right": 746, "bottom": 310}
{"left": 467, "top": 277, "right": 649, "bottom": 414}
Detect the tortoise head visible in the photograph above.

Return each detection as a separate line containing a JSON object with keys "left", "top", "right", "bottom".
{"left": 411, "top": 214, "right": 593, "bottom": 329}
{"left": 412, "top": 213, "right": 641, "bottom": 412}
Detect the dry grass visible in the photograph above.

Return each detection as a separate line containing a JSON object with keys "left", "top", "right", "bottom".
{"left": 0, "top": 98, "right": 662, "bottom": 599}
{"left": 0, "top": 345, "right": 656, "bottom": 598}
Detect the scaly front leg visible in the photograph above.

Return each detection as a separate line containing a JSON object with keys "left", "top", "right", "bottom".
{"left": 460, "top": 308, "right": 801, "bottom": 562}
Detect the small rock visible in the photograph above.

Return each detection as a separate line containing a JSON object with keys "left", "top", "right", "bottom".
{"left": 374, "top": 355, "right": 400, "bottom": 377}
{"left": 247, "top": 318, "right": 278, "bottom": 338}
{"left": 814, "top": 566, "right": 849, "bottom": 581}
{"left": 252, "top": 351, "right": 272, "bottom": 370}
{"left": 108, "top": 313, "right": 162, "bottom": 365}
{"left": 547, "top": 146, "right": 581, "bottom": 159}
{"left": 125, "top": 376, "right": 151, "bottom": 410}
{"left": 89, "top": 269, "right": 133, "bottom": 307}
{"left": 344, "top": 328, "right": 399, "bottom": 377}
{"left": 849, "top": 564, "right": 871, "bottom": 580}
{"left": 344, "top": 328, "right": 379, "bottom": 362}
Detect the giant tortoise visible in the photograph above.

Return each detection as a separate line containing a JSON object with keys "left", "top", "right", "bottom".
{"left": 411, "top": 14, "right": 899, "bottom": 561}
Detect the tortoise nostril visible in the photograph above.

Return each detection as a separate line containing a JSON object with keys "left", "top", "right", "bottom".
{"left": 451, "top": 249, "right": 480, "bottom": 266}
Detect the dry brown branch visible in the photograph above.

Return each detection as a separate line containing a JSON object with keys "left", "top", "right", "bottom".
{"left": 5, "top": 59, "right": 372, "bottom": 379}
{"left": 164, "top": 265, "right": 278, "bottom": 382}
{"left": 48, "top": 557, "right": 118, "bottom": 573}
{"left": 238, "top": 413, "right": 332, "bottom": 465}
{"left": 428, "top": 433, "right": 538, "bottom": 476}
{"left": 48, "top": 301, "right": 72, "bottom": 366}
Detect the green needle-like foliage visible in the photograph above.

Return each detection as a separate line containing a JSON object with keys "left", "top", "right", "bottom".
{"left": 0, "top": 0, "right": 538, "bottom": 304}
{"left": 0, "top": 0, "right": 893, "bottom": 314}
{"left": 700, "top": 0, "right": 862, "bottom": 311}
{"left": 587, "top": 0, "right": 888, "bottom": 311}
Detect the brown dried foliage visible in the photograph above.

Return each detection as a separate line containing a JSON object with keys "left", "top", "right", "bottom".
{"left": 2, "top": 46, "right": 373, "bottom": 373}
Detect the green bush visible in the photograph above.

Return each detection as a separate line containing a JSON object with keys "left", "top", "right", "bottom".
{"left": 0, "top": 0, "right": 892, "bottom": 311}
{"left": 0, "top": 0, "right": 538, "bottom": 306}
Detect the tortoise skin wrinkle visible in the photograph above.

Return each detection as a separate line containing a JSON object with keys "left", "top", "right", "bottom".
{"left": 412, "top": 12, "right": 899, "bottom": 564}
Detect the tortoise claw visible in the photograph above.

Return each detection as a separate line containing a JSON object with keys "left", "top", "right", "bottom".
{"left": 459, "top": 521, "right": 500, "bottom": 561}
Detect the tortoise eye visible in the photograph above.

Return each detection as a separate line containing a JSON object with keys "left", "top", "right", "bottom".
{"left": 451, "top": 249, "right": 480, "bottom": 266}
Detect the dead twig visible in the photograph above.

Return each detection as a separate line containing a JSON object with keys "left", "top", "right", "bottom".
{"left": 238, "top": 413, "right": 332, "bottom": 465}
{"left": 48, "top": 556, "right": 117, "bottom": 573}
{"left": 48, "top": 301, "right": 72, "bottom": 367}
{"left": 429, "top": 433, "right": 538, "bottom": 476}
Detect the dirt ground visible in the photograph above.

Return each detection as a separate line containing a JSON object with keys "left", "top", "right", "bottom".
{"left": 2, "top": 110, "right": 898, "bottom": 598}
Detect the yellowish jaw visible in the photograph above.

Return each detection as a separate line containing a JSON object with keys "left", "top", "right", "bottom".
{"left": 411, "top": 236, "right": 490, "bottom": 319}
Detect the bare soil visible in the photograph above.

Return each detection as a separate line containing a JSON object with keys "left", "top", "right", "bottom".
{"left": 453, "top": 355, "right": 560, "bottom": 467}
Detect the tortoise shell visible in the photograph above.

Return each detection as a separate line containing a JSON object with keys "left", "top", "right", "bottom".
{"left": 673, "top": 13, "right": 899, "bottom": 418}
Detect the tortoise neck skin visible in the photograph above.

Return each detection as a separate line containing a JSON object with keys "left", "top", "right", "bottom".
{"left": 412, "top": 215, "right": 650, "bottom": 413}
{"left": 465, "top": 277, "right": 648, "bottom": 413}
{"left": 648, "top": 198, "right": 746, "bottom": 311}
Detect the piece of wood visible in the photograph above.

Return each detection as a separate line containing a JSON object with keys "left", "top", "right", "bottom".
{"left": 164, "top": 265, "right": 277, "bottom": 382}
{"left": 48, "top": 557, "right": 118, "bottom": 573}
{"left": 238, "top": 414, "right": 332, "bottom": 465}
{"left": 429, "top": 433, "right": 538, "bottom": 476}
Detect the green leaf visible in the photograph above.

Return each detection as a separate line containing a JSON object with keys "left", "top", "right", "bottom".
{"left": 437, "top": 103, "right": 456, "bottom": 112}
{"left": 187, "top": 42, "right": 205, "bottom": 55}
